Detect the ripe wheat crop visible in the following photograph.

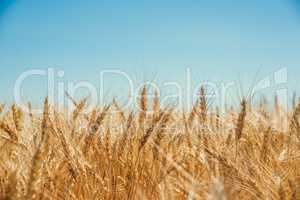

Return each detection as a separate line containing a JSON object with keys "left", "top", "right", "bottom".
{"left": 0, "top": 88, "right": 300, "bottom": 200}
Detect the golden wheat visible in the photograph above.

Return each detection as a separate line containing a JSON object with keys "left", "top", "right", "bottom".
{"left": 0, "top": 90, "right": 299, "bottom": 199}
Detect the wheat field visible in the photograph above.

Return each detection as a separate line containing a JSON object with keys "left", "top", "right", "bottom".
{"left": 0, "top": 87, "right": 300, "bottom": 200}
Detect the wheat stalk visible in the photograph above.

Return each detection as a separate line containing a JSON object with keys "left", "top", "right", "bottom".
{"left": 138, "top": 86, "right": 147, "bottom": 126}
{"left": 234, "top": 99, "right": 247, "bottom": 160}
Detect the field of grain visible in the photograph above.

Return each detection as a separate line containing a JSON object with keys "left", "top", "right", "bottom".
{"left": 0, "top": 87, "right": 300, "bottom": 200}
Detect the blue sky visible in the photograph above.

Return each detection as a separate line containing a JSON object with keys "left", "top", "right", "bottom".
{"left": 0, "top": 0, "right": 300, "bottom": 105}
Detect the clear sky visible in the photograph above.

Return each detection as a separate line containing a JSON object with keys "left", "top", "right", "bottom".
{"left": 0, "top": 0, "right": 300, "bottom": 106}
